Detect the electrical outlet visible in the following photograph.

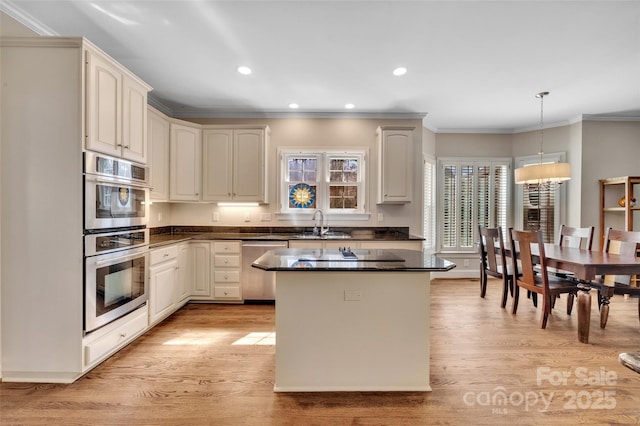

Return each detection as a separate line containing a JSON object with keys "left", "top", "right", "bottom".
{"left": 244, "top": 212, "right": 251, "bottom": 222}
{"left": 464, "top": 259, "right": 470, "bottom": 267}
{"left": 212, "top": 212, "right": 219, "bottom": 222}
{"left": 344, "top": 290, "right": 362, "bottom": 301}
{"left": 261, "top": 213, "right": 272, "bottom": 222}
{"left": 377, "top": 213, "right": 384, "bottom": 221}
{"left": 157, "top": 212, "right": 163, "bottom": 222}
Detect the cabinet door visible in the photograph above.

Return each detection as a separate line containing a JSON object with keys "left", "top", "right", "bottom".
{"left": 149, "top": 261, "right": 177, "bottom": 325}
{"left": 234, "top": 129, "right": 265, "bottom": 201}
{"left": 148, "top": 108, "right": 170, "bottom": 201}
{"left": 170, "top": 123, "right": 202, "bottom": 201}
{"left": 378, "top": 128, "right": 413, "bottom": 204}
{"left": 176, "top": 243, "right": 191, "bottom": 303}
{"left": 191, "top": 242, "right": 211, "bottom": 298}
{"left": 85, "top": 50, "right": 122, "bottom": 157}
{"left": 202, "top": 129, "right": 233, "bottom": 201}
{"left": 121, "top": 76, "right": 148, "bottom": 164}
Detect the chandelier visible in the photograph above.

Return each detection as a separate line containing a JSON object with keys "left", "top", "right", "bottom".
{"left": 514, "top": 92, "right": 571, "bottom": 188}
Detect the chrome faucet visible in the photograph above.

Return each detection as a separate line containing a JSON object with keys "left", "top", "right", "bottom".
{"left": 312, "top": 209, "right": 329, "bottom": 236}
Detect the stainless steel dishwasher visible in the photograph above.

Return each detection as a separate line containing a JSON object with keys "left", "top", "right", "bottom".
{"left": 242, "top": 241, "right": 289, "bottom": 302}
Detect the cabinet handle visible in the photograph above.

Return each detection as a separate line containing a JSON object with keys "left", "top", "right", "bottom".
{"left": 120, "top": 333, "right": 127, "bottom": 339}
{"left": 164, "top": 253, "right": 169, "bottom": 257}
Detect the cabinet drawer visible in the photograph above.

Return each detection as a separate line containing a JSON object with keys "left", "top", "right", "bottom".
{"left": 214, "top": 286, "right": 241, "bottom": 299}
{"left": 150, "top": 245, "right": 179, "bottom": 265}
{"left": 214, "top": 255, "right": 240, "bottom": 268}
{"left": 84, "top": 308, "right": 148, "bottom": 366}
{"left": 213, "top": 241, "right": 240, "bottom": 254}
{"left": 214, "top": 270, "right": 240, "bottom": 283}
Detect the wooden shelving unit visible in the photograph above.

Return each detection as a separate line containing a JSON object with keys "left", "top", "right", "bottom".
{"left": 599, "top": 176, "right": 640, "bottom": 286}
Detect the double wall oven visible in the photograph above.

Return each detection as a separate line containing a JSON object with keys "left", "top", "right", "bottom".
{"left": 83, "top": 152, "right": 151, "bottom": 333}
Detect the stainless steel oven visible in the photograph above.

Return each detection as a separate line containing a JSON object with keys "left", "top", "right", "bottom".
{"left": 84, "top": 152, "right": 150, "bottom": 231}
{"left": 84, "top": 228, "right": 149, "bottom": 333}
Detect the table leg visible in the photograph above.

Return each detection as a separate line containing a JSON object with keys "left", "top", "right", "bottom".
{"left": 577, "top": 284, "right": 591, "bottom": 344}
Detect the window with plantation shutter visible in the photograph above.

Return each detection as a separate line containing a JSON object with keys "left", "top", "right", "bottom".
{"left": 438, "top": 158, "right": 510, "bottom": 252}
{"left": 423, "top": 156, "right": 436, "bottom": 253}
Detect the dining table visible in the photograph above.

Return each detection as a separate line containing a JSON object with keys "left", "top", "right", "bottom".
{"left": 510, "top": 244, "right": 640, "bottom": 343}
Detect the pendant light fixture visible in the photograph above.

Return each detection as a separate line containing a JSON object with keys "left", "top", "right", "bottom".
{"left": 514, "top": 91, "right": 571, "bottom": 187}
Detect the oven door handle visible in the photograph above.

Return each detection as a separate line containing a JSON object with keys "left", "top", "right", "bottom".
{"left": 90, "top": 176, "right": 152, "bottom": 190}
{"left": 94, "top": 250, "right": 148, "bottom": 266}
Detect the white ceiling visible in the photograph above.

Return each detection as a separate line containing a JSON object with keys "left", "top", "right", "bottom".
{"left": 3, "top": 1, "right": 640, "bottom": 133}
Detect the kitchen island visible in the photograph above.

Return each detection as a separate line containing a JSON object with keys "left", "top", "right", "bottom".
{"left": 252, "top": 248, "right": 455, "bottom": 392}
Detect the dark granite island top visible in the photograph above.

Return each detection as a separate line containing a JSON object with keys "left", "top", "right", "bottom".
{"left": 251, "top": 248, "right": 456, "bottom": 272}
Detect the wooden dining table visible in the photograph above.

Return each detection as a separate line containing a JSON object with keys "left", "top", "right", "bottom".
{"left": 511, "top": 244, "right": 640, "bottom": 343}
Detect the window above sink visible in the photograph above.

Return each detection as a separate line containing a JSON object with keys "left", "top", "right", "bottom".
{"left": 279, "top": 148, "right": 368, "bottom": 217}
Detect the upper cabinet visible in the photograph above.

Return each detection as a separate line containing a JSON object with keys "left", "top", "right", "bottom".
{"left": 85, "top": 47, "right": 151, "bottom": 164}
{"left": 377, "top": 126, "right": 414, "bottom": 204}
{"left": 170, "top": 122, "right": 202, "bottom": 201}
{"left": 202, "top": 126, "right": 269, "bottom": 203}
{"left": 148, "top": 107, "right": 170, "bottom": 201}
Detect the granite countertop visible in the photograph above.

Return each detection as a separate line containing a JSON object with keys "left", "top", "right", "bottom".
{"left": 251, "top": 248, "right": 456, "bottom": 272}
{"left": 149, "top": 226, "right": 424, "bottom": 248}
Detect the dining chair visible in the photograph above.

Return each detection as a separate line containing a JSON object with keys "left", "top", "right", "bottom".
{"left": 508, "top": 228, "right": 580, "bottom": 329}
{"left": 588, "top": 227, "right": 640, "bottom": 328}
{"left": 546, "top": 225, "right": 595, "bottom": 280}
{"left": 478, "top": 226, "right": 512, "bottom": 308}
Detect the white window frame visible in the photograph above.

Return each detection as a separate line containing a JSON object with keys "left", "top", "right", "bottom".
{"left": 437, "top": 157, "right": 511, "bottom": 253}
{"left": 279, "top": 148, "right": 368, "bottom": 218}
{"left": 423, "top": 155, "right": 436, "bottom": 254}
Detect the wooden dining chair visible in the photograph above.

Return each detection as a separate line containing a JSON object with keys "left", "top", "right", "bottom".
{"left": 588, "top": 227, "right": 640, "bottom": 328}
{"left": 557, "top": 225, "right": 595, "bottom": 250}
{"left": 546, "top": 225, "right": 595, "bottom": 280}
{"left": 478, "top": 226, "right": 512, "bottom": 308}
{"left": 508, "top": 228, "right": 580, "bottom": 329}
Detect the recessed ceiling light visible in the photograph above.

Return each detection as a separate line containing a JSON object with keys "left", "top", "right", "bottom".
{"left": 345, "top": 103, "right": 355, "bottom": 109}
{"left": 393, "top": 67, "right": 407, "bottom": 76}
{"left": 237, "top": 66, "right": 252, "bottom": 75}
{"left": 289, "top": 103, "right": 299, "bottom": 109}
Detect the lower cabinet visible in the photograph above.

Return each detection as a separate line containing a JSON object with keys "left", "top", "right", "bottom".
{"left": 82, "top": 304, "right": 148, "bottom": 369}
{"left": 212, "top": 241, "right": 243, "bottom": 301}
{"left": 149, "top": 245, "right": 179, "bottom": 325}
{"left": 190, "top": 242, "right": 212, "bottom": 300}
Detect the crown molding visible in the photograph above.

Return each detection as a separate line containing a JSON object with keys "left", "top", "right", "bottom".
{"left": 1, "top": 1, "right": 58, "bottom": 36}
{"left": 581, "top": 113, "right": 640, "bottom": 122}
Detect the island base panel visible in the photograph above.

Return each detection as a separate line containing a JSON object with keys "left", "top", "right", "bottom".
{"left": 274, "top": 271, "right": 431, "bottom": 392}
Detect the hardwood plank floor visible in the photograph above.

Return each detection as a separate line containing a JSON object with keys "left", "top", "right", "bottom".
{"left": 2, "top": 278, "right": 640, "bottom": 425}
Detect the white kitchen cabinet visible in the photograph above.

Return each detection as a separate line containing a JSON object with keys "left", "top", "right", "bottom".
{"left": 147, "top": 107, "right": 170, "bottom": 201}
{"left": 85, "top": 48, "right": 151, "bottom": 164}
{"left": 190, "top": 242, "right": 212, "bottom": 299}
{"left": 170, "top": 122, "right": 202, "bottom": 201}
{"left": 202, "top": 127, "right": 269, "bottom": 203}
{"left": 377, "top": 126, "right": 414, "bottom": 204}
{"left": 1, "top": 37, "right": 151, "bottom": 383}
{"left": 212, "top": 241, "right": 243, "bottom": 301}
{"left": 176, "top": 243, "right": 192, "bottom": 303}
{"left": 149, "top": 245, "right": 179, "bottom": 325}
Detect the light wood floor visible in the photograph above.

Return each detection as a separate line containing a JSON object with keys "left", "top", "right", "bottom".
{"left": 2, "top": 278, "right": 639, "bottom": 425}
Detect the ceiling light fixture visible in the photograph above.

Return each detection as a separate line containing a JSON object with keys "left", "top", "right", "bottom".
{"left": 393, "top": 67, "right": 407, "bottom": 76}
{"left": 345, "top": 103, "right": 355, "bottom": 109}
{"left": 288, "top": 103, "right": 299, "bottom": 109}
{"left": 514, "top": 92, "right": 571, "bottom": 188}
{"left": 237, "top": 66, "right": 252, "bottom": 75}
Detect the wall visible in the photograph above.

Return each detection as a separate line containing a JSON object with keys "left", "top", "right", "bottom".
{"left": 151, "top": 117, "right": 425, "bottom": 235}
{"left": 436, "top": 133, "right": 513, "bottom": 158}
{"left": 580, "top": 120, "right": 640, "bottom": 248}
